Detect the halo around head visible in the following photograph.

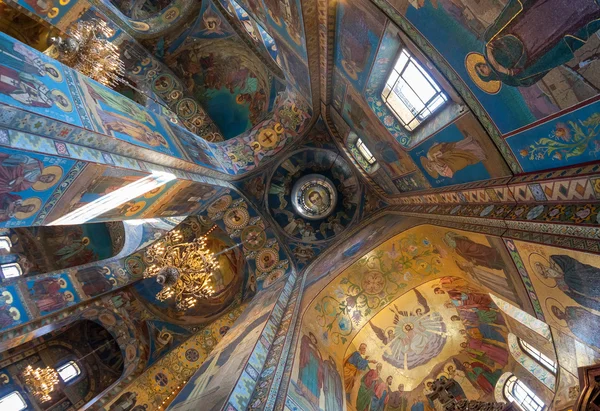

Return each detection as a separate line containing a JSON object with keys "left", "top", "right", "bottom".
{"left": 545, "top": 297, "right": 567, "bottom": 327}
{"left": 44, "top": 63, "right": 63, "bottom": 82}
{"left": 465, "top": 52, "right": 501, "bottom": 94}
{"left": 125, "top": 200, "right": 146, "bottom": 216}
{"left": 51, "top": 89, "right": 73, "bottom": 112}
{"left": 420, "top": 156, "right": 439, "bottom": 179}
{"left": 15, "top": 197, "right": 42, "bottom": 219}
{"left": 528, "top": 253, "right": 558, "bottom": 288}
{"left": 33, "top": 165, "right": 63, "bottom": 191}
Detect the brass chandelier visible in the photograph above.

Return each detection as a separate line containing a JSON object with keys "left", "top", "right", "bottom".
{"left": 144, "top": 227, "right": 220, "bottom": 310}
{"left": 22, "top": 365, "right": 59, "bottom": 402}
{"left": 49, "top": 19, "right": 125, "bottom": 88}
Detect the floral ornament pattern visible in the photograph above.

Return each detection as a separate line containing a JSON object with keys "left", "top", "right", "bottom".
{"left": 520, "top": 114, "right": 600, "bottom": 162}
{"left": 314, "top": 234, "right": 443, "bottom": 345}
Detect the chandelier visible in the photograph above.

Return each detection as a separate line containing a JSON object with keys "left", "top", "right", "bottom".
{"left": 22, "top": 365, "right": 59, "bottom": 402}
{"left": 144, "top": 227, "right": 220, "bottom": 310}
{"left": 49, "top": 19, "right": 125, "bottom": 88}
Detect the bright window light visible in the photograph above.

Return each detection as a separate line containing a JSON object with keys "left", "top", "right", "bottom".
{"left": 49, "top": 171, "right": 176, "bottom": 226}
{"left": 519, "top": 339, "right": 557, "bottom": 374}
{"left": 382, "top": 49, "right": 447, "bottom": 131}
{"left": 504, "top": 375, "right": 545, "bottom": 411}
{"left": 0, "top": 391, "right": 26, "bottom": 411}
{"left": 124, "top": 218, "right": 161, "bottom": 226}
{"left": 57, "top": 361, "right": 81, "bottom": 384}
{"left": 0, "top": 236, "right": 12, "bottom": 252}
{"left": 1, "top": 263, "right": 22, "bottom": 279}
{"left": 356, "top": 138, "right": 376, "bottom": 165}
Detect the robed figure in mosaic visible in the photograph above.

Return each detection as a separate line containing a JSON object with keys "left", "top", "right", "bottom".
{"left": 465, "top": 0, "right": 600, "bottom": 93}
{"left": 298, "top": 332, "right": 324, "bottom": 405}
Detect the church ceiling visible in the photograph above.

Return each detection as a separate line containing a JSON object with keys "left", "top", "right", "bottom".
{"left": 325, "top": 0, "right": 600, "bottom": 201}
{"left": 132, "top": 218, "right": 247, "bottom": 325}
{"left": 288, "top": 221, "right": 563, "bottom": 409}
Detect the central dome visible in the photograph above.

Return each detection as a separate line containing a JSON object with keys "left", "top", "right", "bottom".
{"left": 267, "top": 148, "right": 360, "bottom": 243}
{"left": 291, "top": 174, "right": 338, "bottom": 220}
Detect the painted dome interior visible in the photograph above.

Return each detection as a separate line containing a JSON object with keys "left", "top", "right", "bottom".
{"left": 0, "top": 0, "right": 599, "bottom": 408}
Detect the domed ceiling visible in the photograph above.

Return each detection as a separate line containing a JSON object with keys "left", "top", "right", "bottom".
{"left": 165, "top": 38, "right": 273, "bottom": 139}
{"left": 132, "top": 216, "right": 246, "bottom": 325}
{"left": 288, "top": 222, "right": 550, "bottom": 409}
{"left": 267, "top": 148, "right": 361, "bottom": 243}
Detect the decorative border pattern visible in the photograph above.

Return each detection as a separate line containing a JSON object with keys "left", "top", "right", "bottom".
{"left": 370, "top": 0, "right": 521, "bottom": 173}
{"left": 503, "top": 239, "right": 545, "bottom": 320}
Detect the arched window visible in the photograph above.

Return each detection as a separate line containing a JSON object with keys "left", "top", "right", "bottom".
{"left": 1, "top": 263, "right": 22, "bottom": 280}
{"left": 503, "top": 374, "right": 545, "bottom": 411}
{"left": 356, "top": 138, "right": 376, "bottom": 165}
{"left": 0, "top": 236, "right": 12, "bottom": 253}
{"left": 56, "top": 360, "right": 81, "bottom": 384}
{"left": 0, "top": 391, "right": 26, "bottom": 411}
{"left": 346, "top": 133, "right": 379, "bottom": 174}
{"left": 507, "top": 334, "right": 555, "bottom": 391}
{"left": 490, "top": 294, "right": 552, "bottom": 341}
{"left": 519, "top": 339, "right": 557, "bottom": 374}
{"left": 382, "top": 48, "right": 447, "bottom": 131}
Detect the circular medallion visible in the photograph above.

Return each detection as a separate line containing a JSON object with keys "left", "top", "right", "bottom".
{"left": 362, "top": 271, "right": 385, "bottom": 295}
{"left": 208, "top": 195, "right": 232, "bottom": 213}
{"left": 263, "top": 268, "right": 285, "bottom": 287}
{"left": 176, "top": 98, "right": 198, "bottom": 119}
{"left": 155, "top": 372, "right": 169, "bottom": 386}
{"left": 223, "top": 207, "right": 249, "bottom": 229}
{"left": 125, "top": 256, "right": 145, "bottom": 278}
{"left": 241, "top": 225, "right": 266, "bottom": 250}
{"left": 126, "top": 344, "right": 136, "bottom": 361}
{"left": 163, "top": 7, "right": 180, "bottom": 20}
{"left": 257, "top": 128, "right": 280, "bottom": 148}
{"left": 99, "top": 312, "right": 116, "bottom": 326}
{"left": 291, "top": 174, "right": 337, "bottom": 220}
{"left": 256, "top": 248, "right": 279, "bottom": 272}
{"left": 152, "top": 74, "right": 175, "bottom": 93}
{"left": 185, "top": 348, "right": 200, "bottom": 362}
{"left": 82, "top": 308, "right": 99, "bottom": 319}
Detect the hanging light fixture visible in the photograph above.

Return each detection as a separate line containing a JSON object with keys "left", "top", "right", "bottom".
{"left": 22, "top": 365, "right": 59, "bottom": 402}
{"left": 143, "top": 225, "right": 221, "bottom": 311}
{"left": 49, "top": 18, "right": 125, "bottom": 88}
{"left": 22, "top": 339, "right": 116, "bottom": 403}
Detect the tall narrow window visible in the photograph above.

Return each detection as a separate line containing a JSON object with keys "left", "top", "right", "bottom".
{"left": 519, "top": 339, "right": 557, "bottom": 374}
{"left": 1, "top": 263, "right": 22, "bottom": 279}
{"left": 504, "top": 375, "right": 545, "bottom": 411}
{"left": 382, "top": 49, "right": 447, "bottom": 131}
{"left": 0, "top": 236, "right": 12, "bottom": 253}
{"left": 0, "top": 391, "right": 26, "bottom": 411}
{"left": 356, "top": 138, "right": 376, "bottom": 165}
{"left": 57, "top": 361, "right": 81, "bottom": 384}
